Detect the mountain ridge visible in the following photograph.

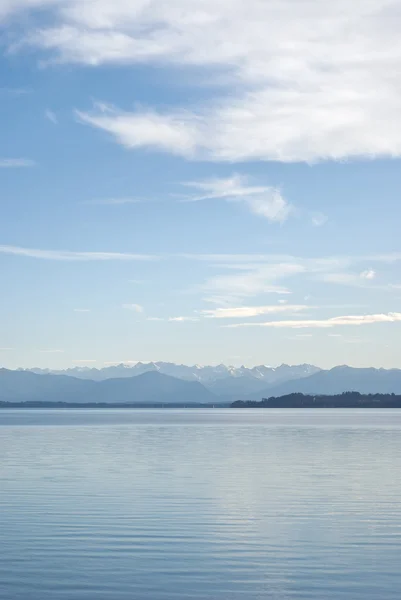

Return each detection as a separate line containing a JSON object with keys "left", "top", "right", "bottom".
{"left": 3, "top": 364, "right": 401, "bottom": 403}
{"left": 0, "top": 369, "right": 216, "bottom": 405}
{"left": 25, "top": 362, "right": 321, "bottom": 390}
{"left": 256, "top": 366, "right": 401, "bottom": 398}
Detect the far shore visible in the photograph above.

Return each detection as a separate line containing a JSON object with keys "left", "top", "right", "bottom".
{"left": 2, "top": 392, "right": 401, "bottom": 409}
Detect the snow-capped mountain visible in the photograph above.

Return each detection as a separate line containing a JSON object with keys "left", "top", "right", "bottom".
{"left": 27, "top": 362, "right": 321, "bottom": 396}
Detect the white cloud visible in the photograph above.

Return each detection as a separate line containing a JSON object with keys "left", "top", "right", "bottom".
{"left": 198, "top": 261, "right": 308, "bottom": 305}
{"left": 360, "top": 269, "right": 376, "bottom": 280}
{"left": 6, "top": 0, "right": 401, "bottom": 162}
{"left": 0, "top": 158, "right": 35, "bottom": 168}
{"left": 0, "top": 87, "right": 30, "bottom": 95}
{"left": 45, "top": 109, "right": 58, "bottom": 124}
{"left": 322, "top": 269, "right": 377, "bottom": 286}
{"left": 76, "top": 107, "right": 199, "bottom": 158}
{"left": 178, "top": 252, "right": 401, "bottom": 265}
{"left": 74, "top": 308, "right": 91, "bottom": 312}
{"left": 0, "top": 245, "right": 156, "bottom": 261}
{"left": 103, "top": 360, "right": 139, "bottom": 365}
{"left": 122, "top": 303, "right": 144, "bottom": 312}
{"left": 182, "top": 175, "right": 292, "bottom": 222}
{"left": 322, "top": 273, "right": 361, "bottom": 285}
{"left": 198, "top": 255, "right": 380, "bottom": 306}
{"left": 311, "top": 212, "right": 329, "bottom": 227}
{"left": 202, "top": 305, "right": 309, "bottom": 319}
{"left": 225, "top": 312, "right": 401, "bottom": 329}
{"left": 39, "top": 349, "right": 64, "bottom": 353}
{"left": 0, "top": 6, "right": 387, "bottom": 164}
{"left": 169, "top": 316, "right": 199, "bottom": 322}
{"left": 0, "top": 347, "right": 14, "bottom": 351}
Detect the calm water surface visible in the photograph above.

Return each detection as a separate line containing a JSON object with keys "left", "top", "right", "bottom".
{"left": 1, "top": 409, "right": 401, "bottom": 599}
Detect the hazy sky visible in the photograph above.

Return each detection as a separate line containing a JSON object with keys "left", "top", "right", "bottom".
{"left": 1, "top": 0, "right": 401, "bottom": 370}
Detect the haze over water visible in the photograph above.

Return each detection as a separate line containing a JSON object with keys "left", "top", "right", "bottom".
{"left": 1, "top": 409, "right": 401, "bottom": 599}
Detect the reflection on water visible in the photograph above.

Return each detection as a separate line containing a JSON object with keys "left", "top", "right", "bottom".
{"left": 1, "top": 409, "right": 401, "bottom": 599}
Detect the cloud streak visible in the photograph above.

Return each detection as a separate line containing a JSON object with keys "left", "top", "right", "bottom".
{"left": 0, "top": 245, "right": 156, "bottom": 261}
{"left": 181, "top": 175, "right": 292, "bottom": 223}
{"left": 1, "top": 1, "right": 396, "bottom": 164}
{"left": 169, "top": 316, "right": 199, "bottom": 322}
{"left": 123, "top": 303, "right": 144, "bottom": 312}
{"left": 76, "top": 106, "right": 199, "bottom": 158}
{"left": 45, "top": 109, "right": 58, "bottom": 124}
{"left": 322, "top": 269, "right": 377, "bottom": 287}
{"left": 203, "top": 305, "right": 309, "bottom": 319}
{"left": 225, "top": 312, "right": 401, "bottom": 329}
{"left": 8, "top": 0, "right": 399, "bottom": 162}
{"left": 0, "top": 158, "right": 35, "bottom": 168}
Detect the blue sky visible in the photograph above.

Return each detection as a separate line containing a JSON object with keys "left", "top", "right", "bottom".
{"left": 1, "top": 0, "right": 401, "bottom": 370}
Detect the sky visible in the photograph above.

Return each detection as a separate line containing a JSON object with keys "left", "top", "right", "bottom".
{"left": 1, "top": 0, "right": 401, "bottom": 370}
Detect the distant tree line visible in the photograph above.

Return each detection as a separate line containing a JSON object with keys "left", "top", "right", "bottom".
{"left": 231, "top": 391, "right": 401, "bottom": 408}
{"left": 0, "top": 401, "right": 229, "bottom": 409}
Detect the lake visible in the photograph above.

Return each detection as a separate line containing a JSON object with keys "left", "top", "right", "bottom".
{"left": 1, "top": 408, "right": 401, "bottom": 599}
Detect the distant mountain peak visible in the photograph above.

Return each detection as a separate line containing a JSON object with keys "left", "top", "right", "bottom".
{"left": 5, "top": 363, "right": 401, "bottom": 402}
{"left": 20, "top": 362, "right": 322, "bottom": 399}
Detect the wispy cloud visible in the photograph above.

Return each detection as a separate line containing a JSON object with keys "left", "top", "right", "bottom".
{"left": 202, "top": 305, "right": 309, "bottom": 319}
{"left": 287, "top": 333, "right": 314, "bottom": 340}
{"left": 311, "top": 212, "right": 328, "bottom": 227}
{"left": 196, "top": 254, "right": 374, "bottom": 306}
{"left": 103, "top": 360, "right": 139, "bottom": 365}
{"left": 360, "top": 269, "right": 376, "bottom": 280}
{"left": 169, "top": 316, "right": 199, "bottom": 322}
{"left": 122, "top": 304, "right": 144, "bottom": 313}
{"left": 0, "top": 159, "right": 35, "bottom": 168}
{"left": 39, "top": 349, "right": 64, "bottom": 353}
{"left": 7, "top": 1, "right": 401, "bottom": 163}
{"left": 147, "top": 317, "right": 164, "bottom": 321}
{"left": 45, "top": 109, "right": 58, "bottom": 124}
{"left": 0, "top": 347, "right": 14, "bottom": 351}
{"left": 322, "top": 269, "right": 377, "bottom": 286}
{"left": 76, "top": 106, "right": 199, "bottom": 158}
{"left": 181, "top": 175, "right": 292, "bottom": 223}
{"left": 0, "top": 88, "right": 30, "bottom": 95}
{"left": 74, "top": 308, "right": 90, "bottom": 313}
{"left": 0, "top": 245, "right": 156, "bottom": 261}
{"left": 225, "top": 312, "right": 401, "bottom": 329}
{"left": 198, "top": 262, "right": 303, "bottom": 305}
{"left": 178, "top": 252, "right": 401, "bottom": 264}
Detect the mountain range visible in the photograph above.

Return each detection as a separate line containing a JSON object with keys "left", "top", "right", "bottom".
{"left": 26, "top": 362, "right": 320, "bottom": 395}
{"left": 0, "top": 369, "right": 216, "bottom": 405}
{"left": 2, "top": 363, "right": 401, "bottom": 405}
{"left": 260, "top": 366, "right": 401, "bottom": 397}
